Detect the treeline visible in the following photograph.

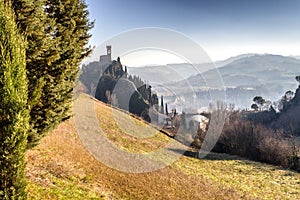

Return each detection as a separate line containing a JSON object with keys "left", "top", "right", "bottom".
{"left": 248, "top": 76, "right": 300, "bottom": 135}
{"left": 80, "top": 61, "right": 104, "bottom": 95}
{"left": 0, "top": 0, "right": 93, "bottom": 198}
{"left": 194, "top": 77, "right": 300, "bottom": 171}
{"left": 95, "top": 58, "right": 160, "bottom": 122}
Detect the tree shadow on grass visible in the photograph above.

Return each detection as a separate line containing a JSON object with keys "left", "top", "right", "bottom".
{"left": 168, "top": 148, "right": 247, "bottom": 160}
{"left": 167, "top": 148, "right": 300, "bottom": 174}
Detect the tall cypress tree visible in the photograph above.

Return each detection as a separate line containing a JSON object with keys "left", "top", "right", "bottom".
{"left": 0, "top": 1, "right": 29, "bottom": 198}
{"left": 8, "top": 0, "right": 93, "bottom": 148}
{"left": 41, "top": 0, "right": 93, "bottom": 143}
{"left": 160, "top": 95, "right": 164, "bottom": 114}
{"left": 165, "top": 103, "right": 169, "bottom": 116}
{"left": 8, "top": 0, "right": 61, "bottom": 148}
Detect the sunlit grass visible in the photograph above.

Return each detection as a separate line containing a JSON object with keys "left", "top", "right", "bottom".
{"left": 173, "top": 153, "right": 300, "bottom": 200}
{"left": 27, "top": 178, "right": 103, "bottom": 200}
{"left": 93, "top": 96, "right": 172, "bottom": 153}
{"left": 26, "top": 94, "right": 300, "bottom": 199}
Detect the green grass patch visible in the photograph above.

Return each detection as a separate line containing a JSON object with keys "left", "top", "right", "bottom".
{"left": 27, "top": 178, "right": 104, "bottom": 200}
{"left": 173, "top": 153, "right": 300, "bottom": 200}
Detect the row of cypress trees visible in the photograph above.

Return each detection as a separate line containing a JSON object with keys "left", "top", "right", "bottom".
{"left": 0, "top": 0, "right": 93, "bottom": 198}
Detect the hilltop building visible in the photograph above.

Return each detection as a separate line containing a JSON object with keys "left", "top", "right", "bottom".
{"left": 80, "top": 45, "right": 112, "bottom": 95}
{"left": 99, "top": 45, "right": 112, "bottom": 65}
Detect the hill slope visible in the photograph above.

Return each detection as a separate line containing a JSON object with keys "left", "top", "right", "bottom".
{"left": 167, "top": 54, "right": 300, "bottom": 108}
{"left": 26, "top": 94, "right": 300, "bottom": 199}
{"left": 186, "top": 54, "right": 300, "bottom": 88}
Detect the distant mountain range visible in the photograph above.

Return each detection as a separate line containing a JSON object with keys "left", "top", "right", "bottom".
{"left": 186, "top": 54, "right": 299, "bottom": 88}
{"left": 129, "top": 54, "right": 300, "bottom": 86}
{"left": 127, "top": 63, "right": 212, "bottom": 85}
{"left": 290, "top": 55, "right": 300, "bottom": 60}
{"left": 128, "top": 54, "right": 300, "bottom": 108}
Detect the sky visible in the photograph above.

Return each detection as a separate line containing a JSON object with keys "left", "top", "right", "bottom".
{"left": 85, "top": 0, "right": 300, "bottom": 66}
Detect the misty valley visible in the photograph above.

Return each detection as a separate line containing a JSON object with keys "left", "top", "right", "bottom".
{"left": 79, "top": 48, "right": 300, "bottom": 175}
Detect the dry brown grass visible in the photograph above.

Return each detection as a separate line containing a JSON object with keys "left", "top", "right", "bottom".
{"left": 25, "top": 94, "right": 300, "bottom": 199}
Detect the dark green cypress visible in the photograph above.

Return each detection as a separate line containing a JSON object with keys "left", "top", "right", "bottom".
{"left": 160, "top": 95, "right": 164, "bottom": 114}
{"left": 8, "top": 0, "right": 60, "bottom": 148}
{"left": 165, "top": 103, "right": 169, "bottom": 116}
{"left": 0, "top": 1, "right": 29, "bottom": 198}
{"left": 42, "top": 0, "right": 94, "bottom": 138}
{"left": 9, "top": 0, "right": 93, "bottom": 148}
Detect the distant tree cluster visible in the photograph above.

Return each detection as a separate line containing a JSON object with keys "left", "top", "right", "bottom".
{"left": 128, "top": 74, "right": 145, "bottom": 88}
{"left": 95, "top": 58, "right": 159, "bottom": 122}
{"left": 296, "top": 76, "right": 300, "bottom": 85}
{"left": 278, "top": 90, "right": 295, "bottom": 111}
{"left": 248, "top": 76, "right": 300, "bottom": 135}
{"left": 192, "top": 76, "right": 300, "bottom": 172}
{"left": 104, "top": 58, "right": 125, "bottom": 78}
{"left": 251, "top": 96, "right": 266, "bottom": 111}
{"left": 194, "top": 94, "right": 300, "bottom": 171}
{"left": 80, "top": 61, "right": 104, "bottom": 95}
{"left": 212, "top": 111, "right": 299, "bottom": 171}
{"left": 80, "top": 59, "right": 129, "bottom": 96}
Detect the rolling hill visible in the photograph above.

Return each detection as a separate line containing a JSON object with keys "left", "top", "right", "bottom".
{"left": 127, "top": 63, "right": 213, "bottom": 85}
{"left": 127, "top": 54, "right": 258, "bottom": 85}
{"left": 25, "top": 94, "right": 300, "bottom": 199}
{"left": 187, "top": 54, "right": 300, "bottom": 107}
{"left": 126, "top": 54, "right": 300, "bottom": 108}
{"left": 186, "top": 54, "right": 300, "bottom": 88}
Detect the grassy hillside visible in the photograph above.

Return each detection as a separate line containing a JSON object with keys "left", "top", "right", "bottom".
{"left": 26, "top": 94, "right": 300, "bottom": 199}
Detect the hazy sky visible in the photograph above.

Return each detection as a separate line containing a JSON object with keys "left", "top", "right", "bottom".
{"left": 86, "top": 0, "right": 300, "bottom": 64}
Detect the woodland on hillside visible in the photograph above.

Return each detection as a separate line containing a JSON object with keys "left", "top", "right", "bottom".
{"left": 94, "top": 57, "right": 160, "bottom": 122}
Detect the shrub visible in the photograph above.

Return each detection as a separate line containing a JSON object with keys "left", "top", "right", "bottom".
{"left": 259, "top": 136, "right": 293, "bottom": 167}
{"left": 198, "top": 110, "right": 300, "bottom": 171}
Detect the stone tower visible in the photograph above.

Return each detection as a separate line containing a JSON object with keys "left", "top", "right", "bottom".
{"left": 100, "top": 45, "right": 112, "bottom": 64}
{"left": 106, "top": 45, "right": 111, "bottom": 62}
